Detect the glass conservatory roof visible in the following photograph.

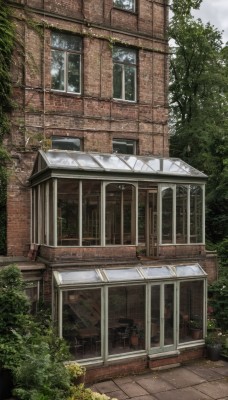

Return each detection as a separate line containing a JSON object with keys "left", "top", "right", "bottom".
{"left": 31, "top": 150, "right": 207, "bottom": 179}
{"left": 53, "top": 263, "right": 207, "bottom": 287}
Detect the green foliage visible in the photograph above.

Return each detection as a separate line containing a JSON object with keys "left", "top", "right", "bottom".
{"left": 208, "top": 278, "right": 228, "bottom": 331}
{"left": 169, "top": 3, "right": 228, "bottom": 246}
{"left": 0, "top": 0, "right": 14, "bottom": 254}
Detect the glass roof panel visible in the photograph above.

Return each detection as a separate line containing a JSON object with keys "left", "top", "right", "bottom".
{"left": 103, "top": 268, "right": 143, "bottom": 281}
{"left": 74, "top": 153, "right": 102, "bottom": 169}
{"left": 92, "top": 154, "right": 131, "bottom": 171}
{"left": 46, "top": 151, "right": 80, "bottom": 167}
{"left": 175, "top": 264, "right": 206, "bottom": 277}
{"left": 142, "top": 266, "right": 174, "bottom": 279}
{"left": 32, "top": 151, "right": 207, "bottom": 179}
{"left": 55, "top": 270, "right": 103, "bottom": 285}
{"left": 173, "top": 159, "right": 206, "bottom": 177}
{"left": 121, "top": 155, "right": 154, "bottom": 172}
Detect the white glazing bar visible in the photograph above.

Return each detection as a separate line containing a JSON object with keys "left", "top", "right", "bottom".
{"left": 135, "top": 182, "right": 138, "bottom": 245}
{"left": 158, "top": 185, "right": 162, "bottom": 245}
{"left": 102, "top": 182, "right": 106, "bottom": 246}
{"left": 187, "top": 185, "right": 190, "bottom": 244}
{"left": 202, "top": 185, "right": 205, "bottom": 244}
{"left": 45, "top": 182, "right": 49, "bottom": 245}
{"left": 173, "top": 185, "right": 176, "bottom": 245}
{"left": 79, "top": 180, "right": 82, "bottom": 246}
{"left": 53, "top": 179, "right": 57, "bottom": 247}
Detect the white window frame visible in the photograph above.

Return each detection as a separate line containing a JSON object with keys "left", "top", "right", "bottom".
{"left": 113, "top": 47, "right": 137, "bottom": 102}
{"left": 113, "top": 0, "right": 136, "bottom": 12}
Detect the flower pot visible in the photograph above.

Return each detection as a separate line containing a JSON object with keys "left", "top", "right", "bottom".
{"left": 191, "top": 328, "right": 202, "bottom": 340}
{"left": 207, "top": 344, "right": 222, "bottom": 361}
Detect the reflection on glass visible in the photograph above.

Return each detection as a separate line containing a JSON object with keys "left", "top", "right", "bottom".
{"left": 49, "top": 180, "right": 54, "bottom": 245}
{"left": 62, "top": 289, "right": 101, "bottom": 359}
{"left": 106, "top": 184, "right": 136, "bottom": 245}
{"left": 162, "top": 186, "right": 173, "bottom": 243}
{"left": 108, "top": 286, "right": 145, "bottom": 355}
{"left": 113, "top": 46, "right": 136, "bottom": 101}
{"left": 190, "top": 185, "right": 203, "bottom": 243}
{"left": 113, "top": 0, "right": 135, "bottom": 12}
{"left": 68, "top": 54, "right": 80, "bottom": 93}
{"left": 82, "top": 181, "right": 101, "bottom": 246}
{"left": 104, "top": 268, "right": 143, "bottom": 281}
{"left": 113, "top": 139, "right": 136, "bottom": 155}
{"left": 51, "top": 33, "right": 81, "bottom": 93}
{"left": 151, "top": 285, "right": 160, "bottom": 348}
{"left": 57, "top": 179, "right": 79, "bottom": 245}
{"left": 179, "top": 281, "right": 204, "bottom": 343}
{"left": 164, "top": 284, "right": 174, "bottom": 346}
{"left": 176, "top": 186, "right": 188, "bottom": 244}
{"left": 52, "top": 137, "right": 81, "bottom": 151}
{"left": 51, "top": 50, "right": 64, "bottom": 91}
{"left": 138, "top": 191, "right": 146, "bottom": 244}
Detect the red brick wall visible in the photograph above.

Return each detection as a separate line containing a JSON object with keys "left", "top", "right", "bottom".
{"left": 6, "top": 0, "right": 169, "bottom": 256}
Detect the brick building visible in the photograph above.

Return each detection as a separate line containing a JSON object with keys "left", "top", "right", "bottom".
{"left": 5, "top": 0, "right": 217, "bottom": 381}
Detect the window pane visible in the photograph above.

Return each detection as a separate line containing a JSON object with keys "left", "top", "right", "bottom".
{"left": 49, "top": 180, "right": 54, "bottom": 245}
{"left": 113, "top": 64, "right": 122, "bottom": 99}
{"left": 113, "top": 139, "right": 136, "bottom": 154}
{"left": 190, "top": 186, "right": 203, "bottom": 243}
{"left": 51, "top": 50, "right": 65, "bottom": 90}
{"left": 57, "top": 179, "right": 79, "bottom": 246}
{"left": 151, "top": 285, "right": 160, "bottom": 348}
{"left": 176, "top": 185, "right": 188, "bottom": 244}
{"left": 125, "top": 65, "right": 136, "bottom": 101}
{"left": 52, "top": 136, "right": 81, "bottom": 151}
{"left": 52, "top": 32, "right": 82, "bottom": 51}
{"left": 113, "top": 47, "right": 136, "bottom": 64}
{"left": 108, "top": 286, "right": 145, "bottom": 355}
{"left": 106, "top": 184, "right": 136, "bottom": 245}
{"left": 179, "top": 281, "right": 204, "bottom": 343}
{"left": 63, "top": 289, "right": 101, "bottom": 359}
{"left": 67, "top": 54, "right": 81, "bottom": 93}
{"left": 113, "top": 0, "right": 135, "bottom": 11}
{"left": 162, "top": 186, "right": 173, "bottom": 243}
{"left": 164, "top": 284, "right": 174, "bottom": 346}
{"left": 82, "top": 181, "right": 101, "bottom": 246}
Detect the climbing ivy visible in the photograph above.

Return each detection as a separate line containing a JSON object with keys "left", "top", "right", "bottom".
{"left": 0, "top": 0, "right": 14, "bottom": 254}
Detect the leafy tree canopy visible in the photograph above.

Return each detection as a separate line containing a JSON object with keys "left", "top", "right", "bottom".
{"left": 169, "top": 1, "right": 228, "bottom": 245}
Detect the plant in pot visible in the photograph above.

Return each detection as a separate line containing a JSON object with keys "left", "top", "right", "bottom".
{"left": 189, "top": 318, "right": 203, "bottom": 340}
{"left": 205, "top": 330, "right": 224, "bottom": 361}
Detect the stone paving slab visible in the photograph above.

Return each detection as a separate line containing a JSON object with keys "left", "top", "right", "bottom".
{"left": 128, "top": 396, "right": 156, "bottom": 400}
{"left": 107, "top": 390, "right": 129, "bottom": 399}
{"left": 136, "top": 376, "right": 175, "bottom": 393}
{"left": 154, "top": 386, "right": 212, "bottom": 400}
{"left": 195, "top": 379, "right": 228, "bottom": 399}
{"left": 93, "top": 380, "right": 120, "bottom": 393}
{"left": 186, "top": 364, "right": 224, "bottom": 381}
{"left": 159, "top": 366, "right": 206, "bottom": 388}
{"left": 117, "top": 381, "right": 149, "bottom": 397}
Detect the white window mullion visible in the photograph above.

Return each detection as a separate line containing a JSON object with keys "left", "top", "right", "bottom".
{"left": 187, "top": 185, "right": 190, "bottom": 244}
{"left": 79, "top": 180, "right": 82, "bottom": 246}
{"left": 202, "top": 184, "right": 205, "bottom": 244}
{"left": 122, "top": 65, "right": 125, "bottom": 100}
{"left": 173, "top": 185, "right": 176, "bottom": 244}
{"left": 53, "top": 179, "right": 57, "bottom": 246}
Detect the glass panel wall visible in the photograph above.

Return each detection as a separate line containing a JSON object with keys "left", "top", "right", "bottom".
{"left": 162, "top": 186, "right": 173, "bottom": 243}
{"left": 57, "top": 179, "right": 79, "bottom": 246}
{"left": 62, "top": 289, "right": 101, "bottom": 359}
{"left": 49, "top": 180, "right": 54, "bottom": 246}
{"left": 176, "top": 185, "right": 188, "bottom": 244}
{"left": 82, "top": 181, "right": 101, "bottom": 246}
{"left": 106, "top": 184, "right": 136, "bottom": 245}
{"left": 179, "top": 280, "right": 204, "bottom": 343}
{"left": 151, "top": 285, "right": 160, "bottom": 348}
{"left": 164, "top": 284, "right": 174, "bottom": 346}
{"left": 108, "top": 285, "right": 145, "bottom": 354}
{"left": 190, "top": 186, "right": 203, "bottom": 243}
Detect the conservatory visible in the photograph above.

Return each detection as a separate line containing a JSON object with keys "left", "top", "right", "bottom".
{"left": 30, "top": 150, "right": 207, "bottom": 257}
{"left": 53, "top": 264, "right": 207, "bottom": 363}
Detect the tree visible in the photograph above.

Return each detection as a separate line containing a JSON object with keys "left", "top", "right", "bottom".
{"left": 169, "top": 0, "right": 228, "bottom": 245}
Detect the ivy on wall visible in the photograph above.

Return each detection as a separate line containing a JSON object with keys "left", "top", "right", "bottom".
{"left": 0, "top": 0, "right": 14, "bottom": 254}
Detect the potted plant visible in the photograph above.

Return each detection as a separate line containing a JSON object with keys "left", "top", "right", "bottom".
{"left": 205, "top": 330, "right": 224, "bottom": 361}
{"left": 189, "top": 318, "right": 203, "bottom": 340}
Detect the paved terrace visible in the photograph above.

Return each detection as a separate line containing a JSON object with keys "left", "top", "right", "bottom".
{"left": 89, "top": 359, "right": 228, "bottom": 400}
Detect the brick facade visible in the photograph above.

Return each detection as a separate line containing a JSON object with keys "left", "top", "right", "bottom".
{"left": 7, "top": 0, "right": 169, "bottom": 256}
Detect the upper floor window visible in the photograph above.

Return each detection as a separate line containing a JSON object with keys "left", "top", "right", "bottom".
{"left": 113, "top": 139, "right": 137, "bottom": 154}
{"left": 113, "top": 0, "right": 135, "bottom": 12}
{"left": 51, "top": 32, "right": 82, "bottom": 94}
{"left": 113, "top": 47, "right": 137, "bottom": 102}
{"left": 52, "top": 136, "right": 81, "bottom": 151}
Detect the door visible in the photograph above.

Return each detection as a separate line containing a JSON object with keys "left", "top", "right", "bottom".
{"left": 150, "top": 283, "right": 176, "bottom": 353}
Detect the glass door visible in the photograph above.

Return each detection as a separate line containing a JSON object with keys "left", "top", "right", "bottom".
{"left": 150, "top": 283, "right": 175, "bottom": 353}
